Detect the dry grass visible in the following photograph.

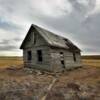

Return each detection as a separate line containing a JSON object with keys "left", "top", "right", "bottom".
{"left": 0, "top": 57, "right": 23, "bottom": 69}
{"left": 82, "top": 55, "right": 100, "bottom": 67}
{"left": 0, "top": 56, "right": 100, "bottom": 67}
{"left": 0, "top": 56, "right": 99, "bottom": 84}
{"left": 82, "top": 59, "right": 100, "bottom": 67}
{"left": 0, "top": 56, "right": 99, "bottom": 100}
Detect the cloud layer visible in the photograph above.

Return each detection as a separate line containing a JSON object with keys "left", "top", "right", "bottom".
{"left": 0, "top": 0, "right": 100, "bottom": 56}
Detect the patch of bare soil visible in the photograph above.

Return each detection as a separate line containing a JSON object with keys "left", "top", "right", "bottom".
{"left": 0, "top": 66, "right": 99, "bottom": 100}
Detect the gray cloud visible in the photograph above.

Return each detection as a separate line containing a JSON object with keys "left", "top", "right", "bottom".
{"left": 0, "top": 17, "right": 23, "bottom": 32}
{"left": 0, "top": 39, "right": 10, "bottom": 45}
{"left": 0, "top": 0, "right": 100, "bottom": 55}
{"left": 13, "top": 38, "right": 23, "bottom": 42}
{"left": 0, "top": 39, "right": 21, "bottom": 52}
{"left": 34, "top": 0, "right": 100, "bottom": 55}
{"left": 0, "top": 45, "right": 17, "bottom": 51}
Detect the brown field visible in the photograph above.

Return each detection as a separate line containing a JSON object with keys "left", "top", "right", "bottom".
{"left": 0, "top": 56, "right": 100, "bottom": 68}
{"left": 82, "top": 59, "right": 100, "bottom": 67}
{"left": 0, "top": 56, "right": 99, "bottom": 100}
{"left": 82, "top": 55, "right": 100, "bottom": 68}
{"left": 0, "top": 57, "right": 23, "bottom": 68}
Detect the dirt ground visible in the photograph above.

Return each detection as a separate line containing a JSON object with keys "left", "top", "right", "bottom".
{"left": 0, "top": 57, "right": 99, "bottom": 100}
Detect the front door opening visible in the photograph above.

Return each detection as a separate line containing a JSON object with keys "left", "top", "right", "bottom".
{"left": 61, "top": 60, "right": 65, "bottom": 68}
{"left": 60, "top": 52, "right": 65, "bottom": 68}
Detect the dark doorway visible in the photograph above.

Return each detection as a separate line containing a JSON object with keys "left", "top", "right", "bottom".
{"left": 61, "top": 60, "right": 65, "bottom": 68}
{"left": 60, "top": 52, "right": 65, "bottom": 68}
{"left": 27, "top": 51, "right": 32, "bottom": 61}
{"left": 73, "top": 53, "right": 76, "bottom": 62}
{"left": 37, "top": 50, "right": 43, "bottom": 62}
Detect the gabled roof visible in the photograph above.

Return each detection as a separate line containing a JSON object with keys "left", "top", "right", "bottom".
{"left": 20, "top": 24, "right": 81, "bottom": 52}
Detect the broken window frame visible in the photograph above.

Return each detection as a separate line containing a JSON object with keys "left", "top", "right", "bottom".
{"left": 73, "top": 52, "right": 76, "bottom": 62}
{"left": 37, "top": 50, "right": 43, "bottom": 62}
{"left": 27, "top": 51, "right": 32, "bottom": 61}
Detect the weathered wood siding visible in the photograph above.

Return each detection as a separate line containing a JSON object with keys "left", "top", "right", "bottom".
{"left": 23, "top": 46, "right": 52, "bottom": 71}
{"left": 22, "top": 28, "right": 81, "bottom": 72}
{"left": 50, "top": 48, "right": 81, "bottom": 71}
{"left": 23, "top": 29, "right": 53, "bottom": 71}
{"left": 23, "top": 29, "right": 48, "bottom": 49}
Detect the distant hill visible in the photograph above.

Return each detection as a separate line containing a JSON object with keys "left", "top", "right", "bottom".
{"left": 82, "top": 55, "right": 100, "bottom": 60}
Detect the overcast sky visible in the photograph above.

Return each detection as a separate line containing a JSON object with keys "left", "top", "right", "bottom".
{"left": 0, "top": 0, "right": 100, "bottom": 56}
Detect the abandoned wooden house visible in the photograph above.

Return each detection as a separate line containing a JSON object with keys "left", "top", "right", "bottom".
{"left": 20, "top": 24, "right": 81, "bottom": 72}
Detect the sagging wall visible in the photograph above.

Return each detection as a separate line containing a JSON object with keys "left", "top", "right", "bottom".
{"left": 50, "top": 48, "right": 81, "bottom": 71}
